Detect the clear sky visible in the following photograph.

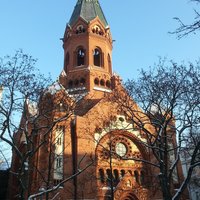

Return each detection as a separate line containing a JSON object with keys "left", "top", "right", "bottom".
{"left": 0, "top": 0, "right": 200, "bottom": 81}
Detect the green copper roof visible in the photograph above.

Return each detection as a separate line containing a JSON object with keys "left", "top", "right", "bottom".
{"left": 69, "top": 0, "right": 108, "bottom": 27}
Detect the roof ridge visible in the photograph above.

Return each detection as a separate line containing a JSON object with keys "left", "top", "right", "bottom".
{"left": 92, "top": 0, "right": 97, "bottom": 18}
{"left": 68, "top": 0, "right": 108, "bottom": 27}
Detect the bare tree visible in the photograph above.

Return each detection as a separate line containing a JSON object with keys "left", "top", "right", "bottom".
{"left": 172, "top": 0, "right": 200, "bottom": 38}
{"left": 111, "top": 60, "right": 200, "bottom": 200}
{"left": 0, "top": 50, "right": 93, "bottom": 200}
{"left": 0, "top": 49, "right": 51, "bottom": 199}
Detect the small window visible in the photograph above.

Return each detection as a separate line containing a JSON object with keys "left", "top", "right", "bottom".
{"left": 140, "top": 171, "right": 145, "bottom": 185}
{"left": 74, "top": 79, "right": 79, "bottom": 87}
{"left": 93, "top": 48, "right": 102, "bottom": 67}
{"left": 68, "top": 80, "right": 73, "bottom": 88}
{"left": 77, "top": 48, "right": 85, "bottom": 66}
{"left": 76, "top": 25, "right": 85, "bottom": 34}
{"left": 106, "top": 80, "right": 111, "bottom": 88}
{"left": 100, "top": 79, "right": 105, "bottom": 86}
{"left": 113, "top": 169, "right": 119, "bottom": 182}
{"left": 80, "top": 78, "right": 86, "bottom": 86}
{"left": 121, "top": 169, "right": 125, "bottom": 177}
{"left": 57, "top": 137, "right": 62, "bottom": 145}
{"left": 92, "top": 25, "right": 103, "bottom": 36}
{"left": 99, "top": 169, "right": 105, "bottom": 183}
{"left": 106, "top": 169, "right": 112, "bottom": 184}
{"left": 56, "top": 157, "right": 62, "bottom": 168}
{"left": 94, "top": 78, "right": 99, "bottom": 85}
{"left": 58, "top": 102, "right": 65, "bottom": 112}
{"left": 134, "top": 170, "right": 139, "bottom": 184}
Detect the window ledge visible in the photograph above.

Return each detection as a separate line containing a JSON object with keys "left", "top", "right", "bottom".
{"left": 94, "top": 86, "right": 111, "bottom": 93}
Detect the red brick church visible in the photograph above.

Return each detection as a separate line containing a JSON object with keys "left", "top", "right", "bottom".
{"left": 8, "top": 0, "right": 185, "bottom": 199}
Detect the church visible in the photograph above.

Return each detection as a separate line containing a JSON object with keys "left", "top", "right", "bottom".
{"left": 8, "top": 0, "right": 185, "bottom": 200}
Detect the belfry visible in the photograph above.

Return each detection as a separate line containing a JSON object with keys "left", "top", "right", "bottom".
{"left": 60, "top": 0, "right": 113, "bottom": 96}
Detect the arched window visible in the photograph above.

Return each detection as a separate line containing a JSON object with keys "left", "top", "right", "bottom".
{"left": 80, "top": 78, "right": 86, "bottom": 86}
{"left": 121, "top": 169, "right": 125, "bottom": 178}
{"left": 106, "top": 80, "right": 111, "bottom": 88}
{"left": 74, "top": 79, "right": 79, "bottom": 87}
{"left": 113, "top": 169, "right": 119, "bottom": 182}
{"left": 68, "top": 80, "right": 73, "bottom": 88}
{"left": 94, "top": 78, "right": 99, "bottom": 85}
{"left": 77, "top": 48, "right": 85, "bottom": 66}
{"left": 134, "top": 170, "right": 139, "bottom": 184}
{"left": 100, "top": 79, "right": 105, "bottom": 86}
{"left": 140, "top": 171, "right": 145, "bottom": 185}
{"left": 106, "top": 169, "right": 112, "bottom": 184}
{"left": 76, "top": 25, "right": 85, "bottom": 34}
{"left": 99, "top": 169, "right": 105, "bottom": 183}
{"left": 93, "top": 48, "right": 102, "bottom": 67}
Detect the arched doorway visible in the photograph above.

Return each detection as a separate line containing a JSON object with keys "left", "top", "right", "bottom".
{"left": 121, "top": 192, "right": 139, "bottom": 200}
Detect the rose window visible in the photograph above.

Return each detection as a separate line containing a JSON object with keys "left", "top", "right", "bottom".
{"left": 115, "top": 142, "right": 127, "bottom": 157}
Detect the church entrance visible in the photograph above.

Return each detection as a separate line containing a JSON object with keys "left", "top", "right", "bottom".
{"left": 120, "top": 192, "right": 139, "bottom": 200}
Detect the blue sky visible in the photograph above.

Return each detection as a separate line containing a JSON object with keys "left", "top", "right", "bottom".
{"left": 0, "top": 0, "right": 200, "bottom": 81}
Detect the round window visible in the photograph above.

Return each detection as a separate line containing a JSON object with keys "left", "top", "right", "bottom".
{"left": 115, "top": 143, "right": 127, "bottom": 157}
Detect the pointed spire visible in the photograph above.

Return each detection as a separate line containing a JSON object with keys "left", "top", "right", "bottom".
{"left": 69, "top": 0, "right": 108, "bottom": 27}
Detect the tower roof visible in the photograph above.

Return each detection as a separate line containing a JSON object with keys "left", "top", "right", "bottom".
{"left": 69, "top": 0, "right": 108, "bottom": 27}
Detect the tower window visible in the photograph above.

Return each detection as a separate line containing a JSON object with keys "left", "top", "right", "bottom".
{"left": 93, "top": 48, "right": 102, "bottom": 67}
{"left": 77, "top": 48, "right": 85, "bottom": 66}
{"left": 74, "top": 79, "right": 79, "bottom": 87}
{"left": 80, "top": 78, "right": 86, "bottom": 86}
{"left": 106, "top": 80, "right": 111, "bottom": 88}
{"left": 68, "top": 80, "right": 73, "bottom": 88}
{"left": 94, "top": 78, "right": 99, "bottom": 85}
{"left": 92, "top": 25, "right": 104, "bottom": 36}
{"left": 76, "top": 25, "right": 85, "bottom": 34}
{"left": 100, "top": 79, "right": 105, "bottom": 86}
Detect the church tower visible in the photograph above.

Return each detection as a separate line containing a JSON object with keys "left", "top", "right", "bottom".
{"left": 60, "top": 0, "right": 113, "bottom": 96}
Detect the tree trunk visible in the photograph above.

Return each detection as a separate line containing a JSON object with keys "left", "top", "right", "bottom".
{"left": 160, "top": 175, "right": 172, "bottom": 200}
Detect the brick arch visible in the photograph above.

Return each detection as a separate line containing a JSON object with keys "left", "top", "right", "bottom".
{"left": 93, "top": 47, "right": 103, "bottom": 67}
{"left": 120, "top": 192, "right": 139, "bottom": 200}
{"left": 75, "top": 46, "right": 86, "bottom": 66}
{"left": 95, "top": 129, "right": 149, "bottom": 161}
